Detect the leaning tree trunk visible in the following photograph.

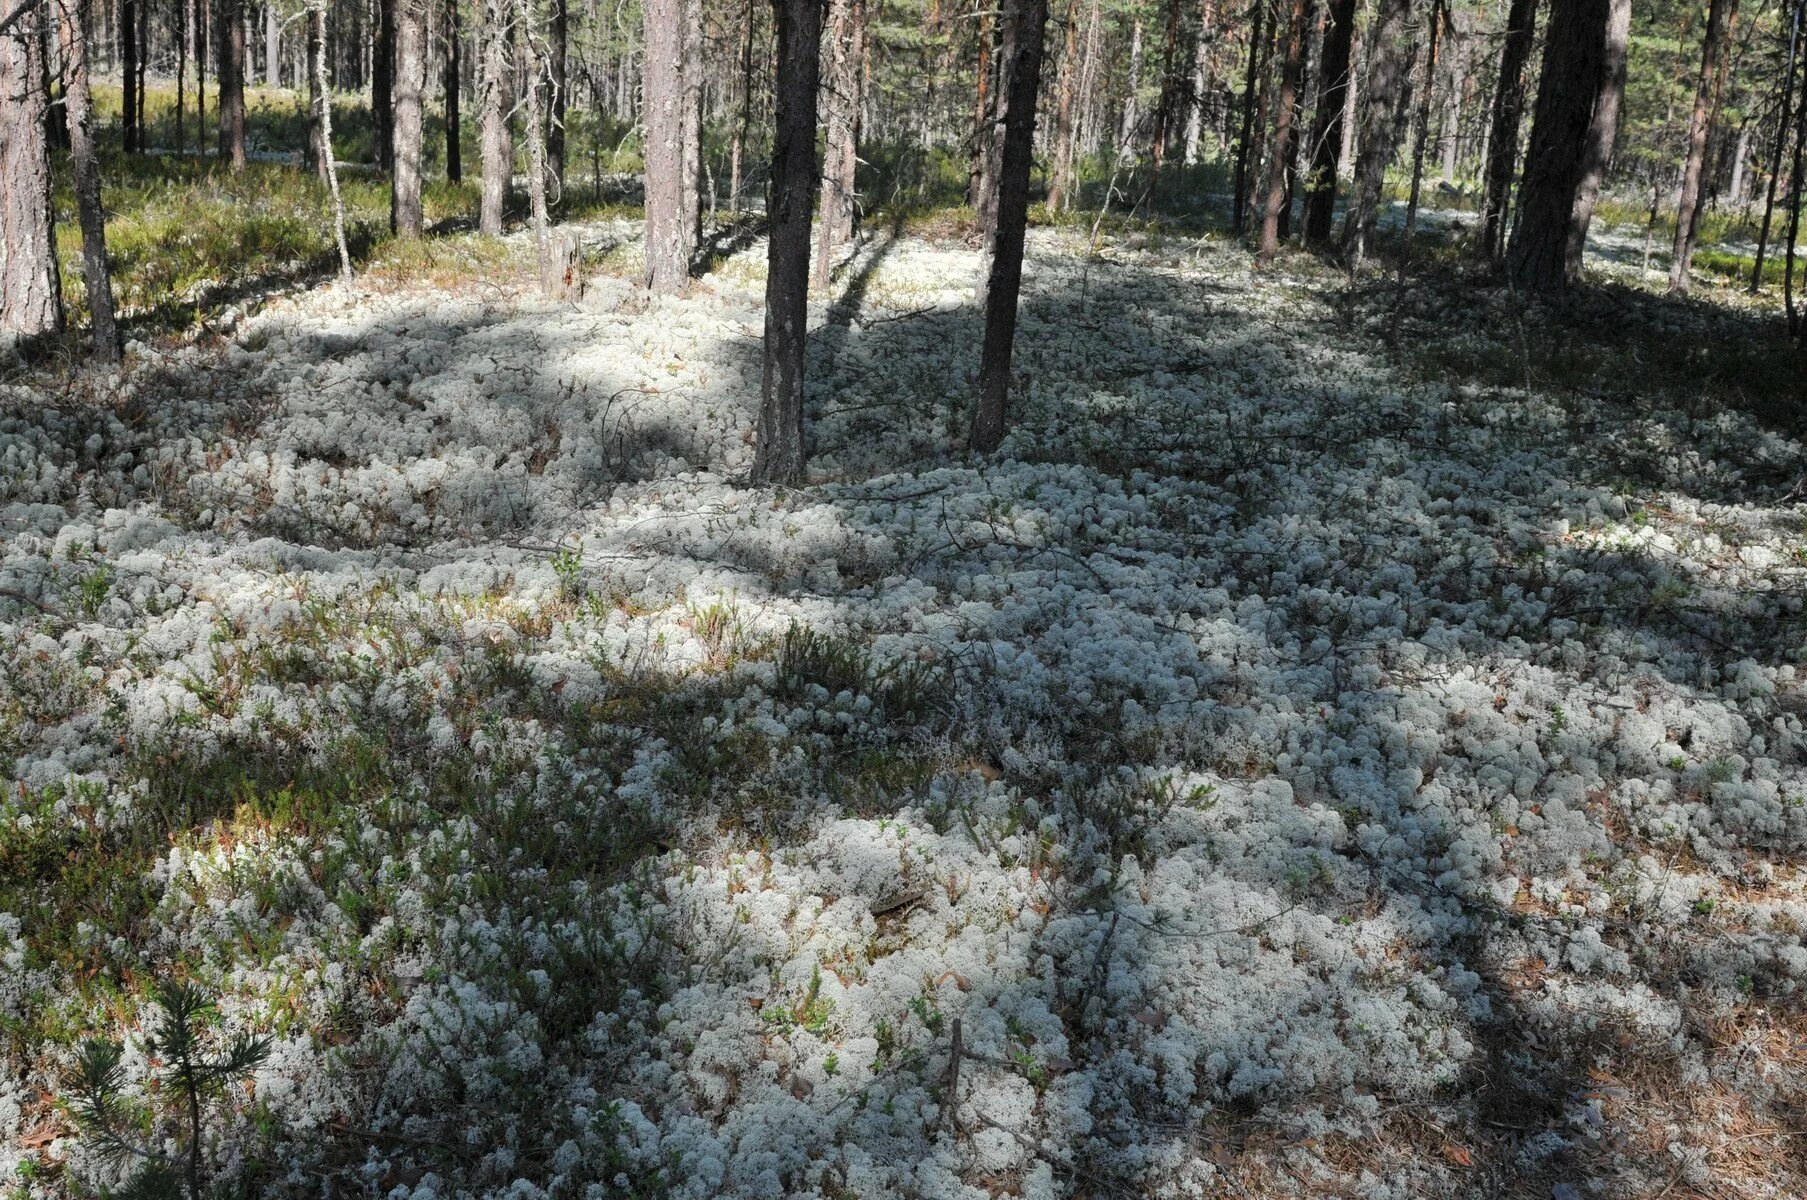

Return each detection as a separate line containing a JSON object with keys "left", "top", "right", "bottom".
{"left": 815, "top": 0, "right": 865, "bottom": 287}
{"left": 478, "top": 0, "right": 511, "bottom": 236}
{"left": 1340, "top": 0, "right": 1414, "bottom": 265}
{"left": 641, "top": 0, "right": 692, "bottom": 290}
{"left": 218, "top": 0, "right": 247, "bottom": 168}
{"left": 310, "top": 2, "right": 354, "bottom": 281}
{"left": 750, "top": 0, "right": 824, "bottom": 485}
{"left": 1668, "top": 0, "right": 1731, "bottom": 294}
{"left": 1477, "top": 0, "right": 1537, "bottom": 262}
{"left": 1755, "top": 0, "right": 1802, "bottom": 291}
{"left": 56, "top": 0, "right": 120, "bottom": 360}
{"left": 392, "top": 0, "right": 427, "bottom": 236}
{"left": 1256, "top": 0, "right": 1308, "bottom": 260}
{"left": 971, "top": 0, "right": 1049, "bottom": 455}
{"left": 1, "top": 0, "right": 64, "bottom": 342}
{"left": 1505, "top": 0, "right": 1629, "bottom": 290}
{"left": 445, "top": 0, "right": 461, "bottom": 183}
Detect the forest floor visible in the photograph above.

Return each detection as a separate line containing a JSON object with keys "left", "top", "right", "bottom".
{"left": 4, "top": 213, "right": 1807, "bottom": 1200}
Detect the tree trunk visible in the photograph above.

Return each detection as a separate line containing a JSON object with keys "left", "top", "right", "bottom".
{"left": 1, "top": 0, "right": 64, "bottom": 342}
{"left": 1117, "top": 15, "right": 1142, "bottom": 158}
{"left": 1045, "top": 0, "right": 1084, "bottom": 210}
{"left": 478, "top": 0, "right": 511, "bottom": 235}
{"left": 1181, "top": 0, "right": 1217, "bottom": 165}
{"left": 1340, "top": 0, "right": 1413, "bottom": 265}
{"left": 519, "top": 0, "right": 556, "bottom": 293}
{"left": 1149, "top": 0, "right": 1183, "bottom": 174}
{"left": 195, "top": 0, "right": 207, "bottom": 141}
{"left": 642, "top": 0, "right": 695, "bottom": 290}
{"left": 445, "top": 0, "right": 461, "bottom": 182}
{"left": 218, "top": 0, "right": 247, "bottom": 167}
{"left": 1754, "top": 0, "right": 1801, "bottom": 291}
{"left": 968, "top": 8, "right": 994, "bottom": 206}
{"left": 815, "top": 0, "right": 864, "bottom": 286}
{"left": 56, "top": 0, "right": 120, "bottom": 360}
{"left": 1300, "top": 0, "right": 1354, "bottom": 244}
{"left": 1727, "top": 118, "right": 1751, "bottom": 207}
{"left": 1256, "top": 0, "right": 1308, "bottom": 259}
{"left": 1400, "top": 0, "right": 1443, "bottom": 256}
{"left": 177, "top": 0, "right": 188, "bottom": 148}
{"left": 1230, "top": 0, "right": 1268, "bottom": 235}
{"left": 374, "top": 0, "right": 394, "bottom": 170}
{"left": 728, "top": 0, "right": 753, "bottom": 208}
{"left": 971, "top": 0, "right": 1048, "bottom": 454}
{"left": 548, "top": 0, "right": 566, "bottom": 188}
{"left": 1505, "top": 0, "right": 1630, "bottom": 290}
{"left": 679, "top": 0, "right": 704, "bottom": 247}
{"left": 1477, "top": 0, "right": 1536, "bottom": 262}
{"left": 122, "top": 0, "right": 139, "bottom": 151}
{"left": 392, "top": 0, "right": 426, "bottom": 235}
{"left": 750, "top": 0, "right": 823, "bottom": 485}
{"left": 1667, "top": 0, "right": 1731, "bottom": 293}
{"left": 311, "top": 2, "right": 354, "bottom": 281}
{"left": 264, "top": 0, "right": 278, "bottom": 84}
{"left": 307, "top": 2, "right": 327, "bottom": 174}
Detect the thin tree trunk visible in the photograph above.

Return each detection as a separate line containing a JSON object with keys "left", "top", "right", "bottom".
{"left": 548, "top": 0, "right": 566, "bottom": 186}
{"left": 728, "top": 0, "right": 753, "bottom": 208}
{"left": 307, "top": 1, "right": 326, "bottom": 174}
{"left": 971, "top": 0, "right": 1048, "bottom": 454}
{"left": 311, "top": 2, "right": 353, "bottom": 281}
{"left": 56, "top": 0, "right": 119, "bottom": 360}
{"left": 1477, "top": 0, "right": 1536, "bottom": 262}
{"left": 1787, "top": 43, "right": 1807, "bottom": 334}
{"left": 1300, "top": 0, "right": 1354, "bottom": 244}
{"left": 392, "top": 0, "right": 426, "bottom": 234}
{"left": 976, "top": 0, "right": 1020, "bottom": 300}
{"left": 479, "top": 0, "right": 511, "bottom": 235}
{"left": 218, "top": 0, "right": 246, "bottom": 167}
{"left": 816, "top": 0, "right": 864, "bottom": 286}
{"left": 177, "top": 0, "right": 187, "bottom": 148}
{"left": 445, "top": 0, "right": 461, "bottom": 182}
{"left": 1149, "top": 0, "right": 1183, "bottom": 174}
{"left": 1182, "top": 0, "right": 1216, "bottom": 165}
{"left": 1401, "top": 0, "right": 1443, "bottom": 257}
{"left": 679, "top": 0, "right": 703, "bottom": 247}
{"left": 1257, "top": 0, "right": 1308, "bottom": 259}
{"left": 1505, "top": 0, "right": 1629, "bottom": 290}
{"left": 195, "top": 0, "right": 206, "bottom": 143}
{"left": 750, "top": 0, "right": 823, "bottom": 485}
{"left": 1117, "top": 15, "right": 1142, "bottom": 158}
{"left": 1046, "top": 0, "right": 1085, "bottom": 210}
{"left": 969, "top": 8, "right": 994, "bottom": 205}
{"left": 520, "top": 0, "right": 554, "bottom": 291}
{"left": 374, "top": 0, "right": 394, "bottom": 169}
{"left": 122, "top": 0, "right": 138, "bottom": 149}
{"left": 1230, "top": 0, "right": 1267, "bottom": 234}
{"left": 1668, "top": 0, "right": 1731, "bottom": 293}
{"left": 1, "top": 0, "right": 65, "bottom": 342}
{"left": 1727, "top": 118, "right": 1751, "bottom": 206}
{"left": 1340, "top": 0, "right": 1413, "bottom": 265}
{"left": 264, "top": 0, "right": 278, "bottom": 84}
{"left": 1755, "top": 0, "right": 1801, "bottom": 291}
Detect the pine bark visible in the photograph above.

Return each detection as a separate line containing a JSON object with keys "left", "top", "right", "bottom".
{"left": 218, "top": 0, "right": 247, "bottom": 167}
{"left": 1340, "top": 0, "right": 1413, "bottom": 264}
{"left": 1668, "top": 0, "right": 1731, "bottom": 293}
{"left": 1300, "top": 0, "right": 1354, "bottom": 244}
{"left": 1230, "top": 0, "right": 1268, "bottom": 235}
{"left": 1181, "top": 0, "right": 1217, "bottom": 165}
{"left": 1257, "top": 0, "right": 1308, "bottom": 259}
{"left": 479, "top": 0, "right": 511, "bottom": 235}
{"left": 1, "top": 0, "right": 64, "bottom": 342}
{"left": 392, "top": 0, "right": 426, "bottom": 235}
{"left": 641, "top": 0, "right": 692, "bottom": 289}
{"left": 374, "top": 0, "right": 394, "bottom": 170}
{"left": 1505, "top": 0, "right": 1630, "bottom": 290}
{"left": 56, "top": 0, "right": 119, "bottom": 360}
{"left": 1477, "top": 0, "right": 1536, "bottom": 262}
{"left": 971, "top": 0, "right": 1049, "bottom": 454}
{"left": 815, "top": 0, "right": 865, "bottom": 286}
{"left": 750, "top": 0, "right": 823, "bottom": 485}
{"left": 265, "top": 0, "right": 278, "bottom": 84}
{"left": 548, "top": 0, "right": 566, "bottom": 187}
{"left": 1753, "top": 0, "right": 1801, "bottom": 291}
{"left": 1045, "top": 0, "right": 1082, "bottom": 210}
